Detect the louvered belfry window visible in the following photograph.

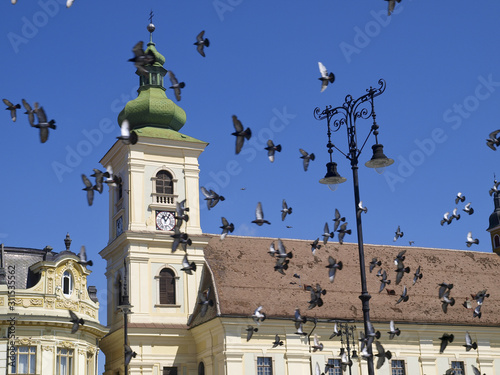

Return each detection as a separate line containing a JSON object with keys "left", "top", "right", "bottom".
{"left": 159, "top": 268, "right": 176, "bottom": 304}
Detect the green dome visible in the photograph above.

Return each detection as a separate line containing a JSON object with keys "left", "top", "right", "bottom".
{"left": 118, "top": 32, "right": 186, "bottom": 132}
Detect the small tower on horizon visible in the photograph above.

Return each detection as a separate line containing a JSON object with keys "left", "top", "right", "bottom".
{"left": 487, "top": 186, "right": 500, "bottom": 256}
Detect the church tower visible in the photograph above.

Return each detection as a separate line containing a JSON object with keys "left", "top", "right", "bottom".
{"left": 99, "top": 22, "right": 209, "bottom": 375}
{"left": 487, "top": 187, "right": 500, "bottom": 256}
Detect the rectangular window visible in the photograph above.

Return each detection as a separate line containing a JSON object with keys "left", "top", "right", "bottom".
{"left": 56, "top": 348, "right": 74, "bottom": 375}
{"left": 163, "top": 367, "right": 178, "bottom": 375}
{"left": 327, "top": 359, "right": 342, "bottom": 375}
{"left": 451, "top": 361, "right": 465, "bottom": 375}
{"left": 257, "top": 357, "right": 272, "bottom": 375}
{"left": 391, "top": 360, "right": 406, "bottom": 375}
{"left": 9, "top": 346, "right": 36, "bottom": 374}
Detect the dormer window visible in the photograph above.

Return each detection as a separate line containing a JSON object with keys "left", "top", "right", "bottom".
{"left": 62, "top": 271, "right": 73, "bottom": 297}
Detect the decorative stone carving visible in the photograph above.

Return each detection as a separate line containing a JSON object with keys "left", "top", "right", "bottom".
{"left": 15, "top": 338, "right": 33, "bottom": 346}
{"left": 45, "top": 298, "right": 55, "bottom": 309}
{"left": 42, "top": 346, "right": 54, "bottom": 352}
{"left": 29, "top": 298, "right": 43, "bottom": 307}
{"left": 59, "top": 341, "right": 75, "bottom": 349}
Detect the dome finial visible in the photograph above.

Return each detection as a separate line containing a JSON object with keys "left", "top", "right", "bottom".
{"left": 147, "top": 10, "right": 155, "bottom": 44}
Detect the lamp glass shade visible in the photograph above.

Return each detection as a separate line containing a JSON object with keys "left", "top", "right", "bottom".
{"left": 365, "top": 143, "right": 394, "bottom": 172}
{"left": 319, "top": 162, "right": 347, "bottom": 189}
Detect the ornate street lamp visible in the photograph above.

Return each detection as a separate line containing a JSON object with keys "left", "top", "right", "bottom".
{"left": 118, "top": 258, "right": 135, "bottom": 374}
{"left": 338, "top": 323, "right": 357, "bottom": 375}
{"left": 313, "top": 79, "right": 393, "bottom": 375}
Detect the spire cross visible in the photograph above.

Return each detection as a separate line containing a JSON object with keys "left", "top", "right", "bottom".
{"left": 149, "top": 10, "right": 154, "bottom": 24}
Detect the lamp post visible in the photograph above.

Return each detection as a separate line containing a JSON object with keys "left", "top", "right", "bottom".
{"left": 338, "top": 323, "right": 357, "bottom": 375}
{"left": 118, "top": 258, "right": 134, "bottom": 375}
{"left": 313, "top": 78, "right": 393, "bottom": 375}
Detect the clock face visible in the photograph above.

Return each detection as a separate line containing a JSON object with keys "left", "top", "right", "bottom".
{"left": 156, "top": 211, "right": 175, "bottom": 231}
{"left": 116, "top": 216, "right": 123, "bottom": 236}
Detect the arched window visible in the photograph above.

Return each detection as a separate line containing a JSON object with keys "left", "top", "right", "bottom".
{"left": 198, "top": 362, "right": 205, "bottom": 375}
{"left": 159, "top": 268, "right": 176, "bottom": 305}
{"left": 156, "top": 171, "right": 173, "bottom": 195}
{"left": 495, "top": 234, "right": 500, "bottom": 248}
{"left": 62, "top": 271, "right": 73, "bottom": 297}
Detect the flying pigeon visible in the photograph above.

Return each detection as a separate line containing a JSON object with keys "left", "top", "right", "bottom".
{"left": 466, "top": 232, "right": 479, "bottom": 247}
{"left": 322, "top": 222, "right": 334, "bottom": 245}
{"left": 117, "top": 119, "right": 138, "bottom": 145}
{"left": 369, "top": 258, "right": 381, "bottom": 273}
{"left": 357, "top": 201, "right": 368, "bottom": 217}
{"left": 340, "top": 350, "right": 352, "bottom": 371}
{"left": 69, "top": 310, "right": 84, "bottom": 334}
{"left": 440, "top": 212, "right": 452, "bottom": 226}
{"left": 167, "top": 70, "right": 185, "bottom": 102}
{"left": 252, "top": 306, "right": 266, "bottom": 325}
{"left": 175, "top": 200, "right": 190, "bottom": 227}
{"left": 387, "top": 320, "right": 400, "bottom": 339}
{"left": 90, "top": 168, "right": 110, "bottom": 194}
{"left": 265, "top": 140, "right": 282, "bottom": 162}
{"left": 449, "top": 208, "right": 461, "bottom": 222}
{"left": 337, "top": 222, "right": 351, "bottom": 245}
{"left": 281, "top": 199, "right": 292, "bottom": 221}
{"left": 366, "top": 320, "right": 381, "bottom": 344}
{"left": 471, "top": 289, "right": 490, "bottom": 305}
{"left": 312, "top": 334, "right": 324, "bottom": 352}
{"left": 307, "top": 284, "right": 326, "bottom": 309}
{"left": 326, "top": 256, "right": 342, "bottom": 283}
{"left": 310, "top": 238, "right": 322, "bottom": 255}
{"left": 128, "top": 41, "right": 155, "bottom": 75}
{"left": 413, "top": 266, "right": 423, "bottom": 285}
{"left": 333, "top": 208, "right": 346, "bottom": 232}
{"left": 294, "top": 308, "right": 307, "bottom": 326}
{"left": 396, "top": 286, "right": 409, "bottom": 304}
{"left": 455, "top": 192, "right": 466, "bottom": 204}
{"left": 473, "top": 304, "right": 482, "bottom": 319}
{"left": 409, "top": 241, "right": 415, "bottom": 245}
{"left": 441, "top": 290, "right": 456, "bottom": 314}
{"left": 200, "top": 186, "right": 225, "bottom": 209}
{"left": 232, "top": 115, "right": 252, "bottom": 154}
{"left": 33, "top": 106, "right": 56, "bottom": 143}
{"left": 198, "top": 288, "right": 214, "bottom": 317}
{"left": 272, "top": 334, "right": 283, "bottom": 348}
{"left": 194, "top": 30, "right": 210, "bottom": 57}
{"left": 489, "top": 179, "right": 500, "bottom": 196}
{"left": 486, "top": 130, "right": 500, "bottom": 150}
{"left": 103, "top": 165, "right": 122, "bottom": 189}
{"left": 393, "top": 225, "right": 404, "bottom": 241}
{"left": 386, "top": 0, "right": 402, "bottom": 16}
{"left": 299, "top": 148, "right": 315, "bottom": 171}
{"left": 463, "top": 202, "right": 474, "bottom": 215}
{"left": 22, "top": 99, "right": 37, "bottom": 126}
{"left": 78, "top": 245, "right": 93, "bottom": 267}
{"left": 318, "top": 62, "right": 335, "bottom": 92}
{"left": 220, "top": 217, "right": 234, "bottom": 240}
{"left": 463, "top": 331, "right": 477, "bottom": 351}
{"left": 393, "top": 250, "right": 406, "bottom": 266}
{"left": 2, "top": 99, "right": 20, "bottom": 122}
{"left": 246, "top": 325, "right": 258, "bottom": 341}
{"left": 81, "top": 174, "right": 95, "bottom": 206}
{"left": 276, "top": 239, "right": 293, "bottom": 260}
{"left": 439, "top": 333, "right": 454, "bottom": 353}
{"left": 329, "top": 322, "right": 340, "bottom": 339}
{"left": 171, "top": 227, "right": 192, "bottom": 252}
{"left": 268, "top": 242, "right": 278, "bottom": 257}
{"left": 274, "top": 257, "right": 289, "bottom": 275}
{"left": 180, "top": 253, "right": 196, "bottom": 275}
{"left": 395, "top": 262, "right": 410, "bottom": 285}
{"left": 124, "top": 344, "right": 137, "bottom": 366}
{"left": 375, "top": 341, "right": 392, "bottom": 369}
{"left": 438, "top": 282, "right": 453, "bottom": 299}
{"left": 379, "top": 270, "right": 391, "bottom": 293}
{"left": 252, "top": 202, "right": 271, "bottom": 226}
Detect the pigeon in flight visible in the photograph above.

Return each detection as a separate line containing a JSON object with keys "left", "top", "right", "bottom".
{"left": 387, "top": 320, "right": 400, "bottom": 339}
{"left": 393, "top": 225, "right": 404, "bottom": 241}
{"left": 33, "top": 106, "right": 56, "bottom": 143}
{"left": 252, "top": 306, "right": 266, "bottom": 325}
{"left": 369, "top": 258, "right": 381, "bottom": 273}
{"left": 322, "top": 222, "right": 334, "bottom": 245}
{"left": 329, "top": 322, "right": 340, "bottom": 339}
{"left": 340, "top": 350, "right": 352, "bottom": 371}
{"left": 307, "top": 284, "right": 326, "bottom": 309}
{"left": 439, "top": 333, "right": 454, "bottom": 353}
{"left": 220, "top": 217, "right": 234, "bottom": 240}
{"left": 128, "top": 41, "right": 155, "bottom": 75}
{"left": 463, "top": 202, "right": 474, "bottom": 215}
{"left": 252, "top": 202, "right": 270, "bottom": 226}
{"left": 265, "top": 139, "right": 282, "bottom": 162}
{"left": 438, "top": 282, "right": 453, "bottom": 299}
{"left": 473, "top": 304, "right": 482, "bottom": 319}
{"left": 395, "top": 262, "right": 410, "bottom": 285}
{"left": 281, "top": 199, "right": 292, "bottom": 221}
{"left": 268, "top": 242, "right": 278, "bottom": 257}
{"left": 175, "top": 200, "right": 190, "bottom": 227}
{"left": 171, "top": 227, "right": 192, "bottom": 252}
{"left": 486, "top": 130, "right": 500, "bottom": 150}
{"left": 198, "top": 288, "right": 214, "bottom": 317}
{"left": 310, "top": 238, "right": 322, "bottom": 255}
{"left": 117, "top": 119, "right": 138, "bottom": 145}
{"left": 326, "top": 256, "right": 342, "bottom": 283}
{"left": 440, "top": 212, "right": 452, "bottom": 226}
{"left": 276, "top": 239, "right": 293, "bottom": 260}
{"left": 201, "top": 186, "right": 225, "bottom": 209}
{"left": 274, "top": 257, "right": 289, "bottom": 275}
{"left": 272, "top": 334, "right": 283, "bottom": 348}
{"left": 449, "top": 208, "right": 461, "bottom": 222}
{"left": 294, "top": 308, "right": 307, "bottom": 326}
{"left": 489, "top": 179, "right": 500, "bottom": 196}
{"left": 3, "top": 99, "right": 20, "bottom": 122}
{"left": 463, "top": 331, "right": 477, "bottom": 351}
{"left": 441, "top": 290, "right": 455, "bottom": 314}
{"left": 78, "top": 245, "right": 93, "bottom": 267}
{"left": 375, "top": 341, "right": 392, "bottom": 369}
{"left": 194, "top": 30, "right": 210, "bottom": 57}
{"left": 312, "top": 334, "right": 324, "bottom": 352}
{"left": 386, "top": 0, "right": 402, "bottom": 16}
{"left": 393, "top": 250, "right": 406, "bottom": 266}
{"left": 318, "top": 62, "right": 335, "bottom": 92}
{"left": 81, "top": 174, "right": 95, "bottom": 206}
{"left": 357, "top": 201, "right": 368, "bottom": 217}
{"left": 337, "top": 222, "right": 351, "bottom": 245}
{"left": 66, "top": 0, "right": 75, "bottom": 7}
{"left": 413, "top": 266, "right": 423, "bottom": 285}
{"left": 246, "top": 325, "right": 258, "bottom": 341}
{"left": 22, "top": 99, "right": 38, "bottom": 126}
{"left": 455, "top": 192, "right": 466, "bottom": 204}
{"left": 167, "top": 71, "right": 185, "bottom": 102}
{"left": 299, "top": 148, "right": 315, "bottom": 171}
{"left": 90, "top": 168, "right": 110, "bottom": 194}
{"left": 466, "top": 232, "right": 479, "bottom": 247}
{"left": 180, "top": 253, "right": 196, "bottom": 275}
{"left": 104, "top": 165, "right": 122, "bottom": 189}
{"left": 471, "top": 289, "right": 490, "bottom": 305}
{"left": 379, "top": 271, "right": 391, "bottom": 293}
{"left": 396, "top": 286, "right": 409, "bottom": 304}
{"left": 333, "top": 208, "right": 346, "bottom": 232}
{"left": 124, "top": 344, "right": 137, "bottom": 366}
{"left": 69, "top": 310, "right": 84, "bottom": 334}
{"left": 231, "top": 115, "right": 252, "bottom": 154}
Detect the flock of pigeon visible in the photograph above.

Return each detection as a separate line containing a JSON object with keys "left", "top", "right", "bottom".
{"left": 439, "top": 192, "right": 479, "bottom": 248}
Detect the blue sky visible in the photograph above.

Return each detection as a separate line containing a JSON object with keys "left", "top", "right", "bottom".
{"left": 2, "top": 0, "right": 500, "bottom": 372}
